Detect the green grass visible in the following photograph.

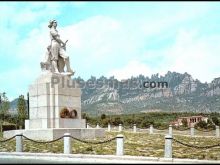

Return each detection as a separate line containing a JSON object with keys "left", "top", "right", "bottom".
{"left": 1, "top": 131, "right": 220, "bottom": 160}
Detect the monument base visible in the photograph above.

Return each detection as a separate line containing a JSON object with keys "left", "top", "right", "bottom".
{"left": 3, "top": 128, "right": 105, "bottom": 141}
{"left": 25, "top": 118, "right": 86, "bottom": 129}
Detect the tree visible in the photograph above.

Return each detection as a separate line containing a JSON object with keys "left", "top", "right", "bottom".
{"left": 17, "top": 95, "right": 27, "bottom": 129}
{"left": 211, "top": 117, "right": 219, "bottom": 126}
{"left": 112, "top": 117, "right": 122, "bottom": 125}
{"left": 182, "top": 118, "right": 188, "bottom": 127}
{"left": 82, "top": 112, "right": 87, "bottom": 119}
{"left": 140, "top": 119, "right": 152, "bottom": 128}
{"left": 101, "top": 114, "right": 106, "bottom": 120}
{"left": 195, "top": 120, "right": 208, "bottom": 129}
{"left": 82, "top": 112, "right": 90, "bottom": 121}
{"left": 0, "top": 92, "right": 10, "bottom": 132}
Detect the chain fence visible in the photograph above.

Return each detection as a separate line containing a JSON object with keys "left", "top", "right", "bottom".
{"left": 0, "top": 135, "right": 16, "bottom": 143}
{"left": 87, "top": 124, "right": 96, "bottom": 128}
{"left": 122, "top": 125, "right": 133, "bottom": 130}
{"left": 22, "top": 135, "right": 64, "bottom": 144}
{"left": 0, "top": 134, "right": 117, "bottom": 145}
{"left": 194, "top": 127, "right": 215, "bottom": 132}
{"left": 173, "top": 138, "right": 220, "bottom": 149}
{"left": 96, "top": 123, "right": 218, "bottom": 136}
{"left": 0, "top": 135, "right": 17, "bottom": 152}
{"left": 154, "top": 127, "right": 169, "bottom": 131}
{"left": 68, "top": 135, "right": 117, "bottom": 144}
{"left": 173, "top": 127, "right": 190, "bottom": 131}
{"left": 2, "top": 130, "right": 220, "bottom": 160}
{"left": 0, "top": 134, "right": 117, "bottom": 154}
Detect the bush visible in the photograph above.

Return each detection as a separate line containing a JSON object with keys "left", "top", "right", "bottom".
{"left": 112, "top": 117, "right": 122, "bottom": 126}
{"left": 154, "top": 122, "right": 168, "bottom": 129}
{"left": 140, "top": 120, "right": 152, "bottom": 128}
{"left": 182, "top": 118, "right": 188, "bottom": 127}
{"left": 195, "top": 121, "right": 208, "bottom": 129}
{"left": 100, "top": 118, "right": 109, "bottom": 127}
{"left": 2, "top": 124, "right": 16, "bottom": 131}
{"left": 212, "top": 117, "right": 219, "bottom": 126}
{"left": 101, "top": 114, "right": 106, "bottom": 120}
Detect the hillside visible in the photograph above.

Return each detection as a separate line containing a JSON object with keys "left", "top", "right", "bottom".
{"left": 74, "top": 71, "right": 220, "bottom": 116}
{"left": 9, "top": 71, "right": 220, "bottom": 116}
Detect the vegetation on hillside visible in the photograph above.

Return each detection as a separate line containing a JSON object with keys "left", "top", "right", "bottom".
{"left": 83, "top": 112, "right": 220, "bottom": 129}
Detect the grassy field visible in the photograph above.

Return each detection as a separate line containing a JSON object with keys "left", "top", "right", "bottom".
{"left": 1, "top": 130, "right": 220, "bottom": 160}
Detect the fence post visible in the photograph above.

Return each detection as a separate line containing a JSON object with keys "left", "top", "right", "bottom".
{"left": 133, "top": 124, "right": 137, "bottom": 133}
{"left": 190, "top": 126, "right": 194, "bottom": 137}
{"left": 169, "top": 125, "right": 173, "bottom": 136}
{"left": 96, "top": 123, "right": 100, "bottom": 128}
{"left": 149, "top": 124, "right": 153, "bottom": 134}
{"left": 216, "top": 125, "right": 219, "bottom": 138}
{"left": 164, "top": 134, "right": 172, "bottom": 158}
{"left": 16, "top": 133, "right": 23, "bottom": 152}
{"left": 64, "top": 133, "right": 72, "bottom": 154}
{"left": 119, "top": 124, "right": 122, "bottom": 132}
{"left": 116, "top": 134, "right": 124, "bottom": 156}
{"left": 108, "top": 123, "right": 111, "bottom": 132}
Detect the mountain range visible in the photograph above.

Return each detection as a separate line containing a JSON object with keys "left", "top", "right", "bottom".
{"left": 9, "top": 71, "right": 220, "bottom": 116}
{"left": 77, "top": 71, "right": 220, "bottom": 116}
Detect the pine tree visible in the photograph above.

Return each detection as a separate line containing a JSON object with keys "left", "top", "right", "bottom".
{"left": 17, "top": 95, "right": 27, "bottom": 129}
{"left": 0, "top": 92, "right": 10, "bottom": 132}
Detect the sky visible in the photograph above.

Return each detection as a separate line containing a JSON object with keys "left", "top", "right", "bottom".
{"left": 0, "top": 2, "right": 220, "bottom": 100}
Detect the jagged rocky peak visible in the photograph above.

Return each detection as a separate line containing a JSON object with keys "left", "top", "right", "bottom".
{"left": 74, "top": 71, "right": 220, "bottom": 115}
{"left": 206, "top": 77, "right": 220, "bottom": 96}
{"left": 9, "top": 72, "right": 220, "bottom": 115}
{"left": 211, "top": 77, "right": 220, "bottom": 86}
{"left": 174, "top": 72, "right": 198, "bottom": 95}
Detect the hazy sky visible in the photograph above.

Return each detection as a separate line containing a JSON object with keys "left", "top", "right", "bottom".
{"left": 1, "top": 2, "right": 220, "bottom": 100}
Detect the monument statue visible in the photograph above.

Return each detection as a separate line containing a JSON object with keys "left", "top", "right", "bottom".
{"left": 3, "top": 20, "right": 105, "bottom": 141}
{"left": 41, "top": 20, "right": 74, "bottom": 76}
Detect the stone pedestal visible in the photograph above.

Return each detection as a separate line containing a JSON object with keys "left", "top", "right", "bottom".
{"left": 25, "top": 72, "right": 85, "bottom": 129}
{"left": 4, "top": 72, "right": 105, "bottom": 140}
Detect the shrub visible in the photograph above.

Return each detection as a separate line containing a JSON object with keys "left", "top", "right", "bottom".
{"left": 182, "top": 118, "right": 188, "bottom": 127}
{"left": 140, "top": 120, "right": 152, "bottom": 128}
{"left": 211, "top": 117, "right": 219, "bottom": 126}
{"left": 195, "top": 121, "right": 208, "bottom": 129}
{"left": 2, "top": 124, "right": 16, "bottom": 131}
{"left": 101, "top": 114, "right": 106, "bottom": 120}
{"left": 112, "top": 117, "right": 122, "bottom": 126}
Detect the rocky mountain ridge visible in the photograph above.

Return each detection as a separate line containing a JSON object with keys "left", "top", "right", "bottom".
{"left": 74, "top": 71, "right": 220, "bottom": 115}
{"left": 9, "top": 71, "right": 220, "bottom": 116}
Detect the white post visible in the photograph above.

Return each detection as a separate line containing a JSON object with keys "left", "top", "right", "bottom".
{"left": 64, "top": 133, "right": 71, "bottom": 154}
{"left": 133, "top": 124, "right": 137, "bottom": 133}
{"left": 119, "top": 124, "right": 122, "bottom": 132}
{"left": 164, "top": 135, "right": 172, "bottom": 158}
{"left": 96, "top": 123, "right": 100, "bottom": 128}
{"left": 216, "top": 125, "right": 219, "bottom": 138}
{"left": 116, "top": 134, "right": 124, "bottom": 156}
{"left": 86, "top": 123, "right": 89, "bottom": 128}
{"left": 190, "top": 126, "right": 194, "bottom": 137}
{"left": 169, "top": 125, "right": 173, "bottom": 136}
{"left": 16, "top": 133, "right": 23, "bottom": 152}
{"left": 108, "top": 123, "right": 111, "bottom": 132}
{"left": 149, "top": 124, "right": 153, "bottom": 134}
